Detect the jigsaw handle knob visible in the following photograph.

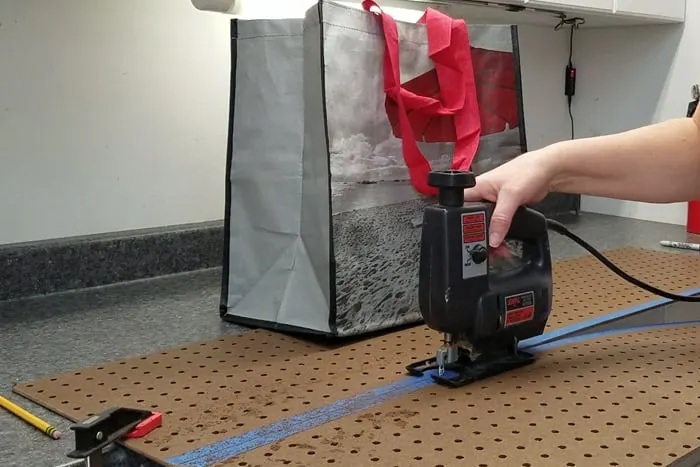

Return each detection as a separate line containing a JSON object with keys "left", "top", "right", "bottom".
{"left": 428, "top": 170, "right": 476, "bottom": 207}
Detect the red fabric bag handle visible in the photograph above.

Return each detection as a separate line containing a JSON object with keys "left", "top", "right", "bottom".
{"left": 362, "top": 0, "right": 482, "bottom": 196}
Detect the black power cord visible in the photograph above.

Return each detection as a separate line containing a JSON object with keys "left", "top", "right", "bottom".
{"left": 555, "top": 16, "right": 585, "bottom": 139}
{"left": 546, "top": 218, "right": 700, "bottom": 303}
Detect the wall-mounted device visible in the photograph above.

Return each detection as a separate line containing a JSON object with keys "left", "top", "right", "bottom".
{"left": 565, "top": 64, "right": 576, "bottom": 99}
{"left": 687, "top": 84, "right": 699, "bottom": 118}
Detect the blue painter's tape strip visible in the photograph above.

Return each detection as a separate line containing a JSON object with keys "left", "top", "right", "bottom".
{"left": 527, "top": 320, "right": 700, "bottom": 353}
{"left": 166, "top": 287, "right": 700, "bottom": 467}
{"left": 166, "top": 371, "right": 438, "bottom": 467}
{"left": 519, "top": 286, "right": 700, "bottom": 351}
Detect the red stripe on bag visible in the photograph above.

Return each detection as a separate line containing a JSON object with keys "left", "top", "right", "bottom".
{"left": 362, "top": 0, "right": 482, "bottom": 196}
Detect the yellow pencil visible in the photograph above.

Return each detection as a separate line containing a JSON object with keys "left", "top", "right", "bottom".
{"left": 0, "top": 394, "right": 61, "bottom": 440}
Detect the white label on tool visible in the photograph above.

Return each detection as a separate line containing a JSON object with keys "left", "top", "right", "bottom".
{"left": 461, "top": 211, "right": 488, "bottom": 279}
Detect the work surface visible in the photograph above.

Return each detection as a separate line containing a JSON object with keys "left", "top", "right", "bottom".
{"left": 12, "top": 246, "right": 700, "bottom": 467}
{"left": 1, "top": 213, "right": 699, "bottom": 467}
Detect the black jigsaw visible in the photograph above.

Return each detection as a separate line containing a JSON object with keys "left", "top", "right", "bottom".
{"left": 407, "top": 169, "right": 554, "bottom": 388}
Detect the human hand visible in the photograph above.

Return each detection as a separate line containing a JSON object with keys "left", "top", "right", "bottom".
{"left": 463, "top": 150, "right": 557, "bottom": 248}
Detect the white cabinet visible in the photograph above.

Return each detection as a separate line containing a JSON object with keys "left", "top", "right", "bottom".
{"left": 614, "top": 0, "right": 686, "bottom": 22}
{"left": 524, "top": 0, "right": 613, "bottom": 14}
{"left": 489, "top": 0, "right": 528, "bottom": 5}
{"left": 190, "top": 0, "right": 687, "bottom": 26}
{"left": 515, "top": 0, "right": 685, "bottom": 23}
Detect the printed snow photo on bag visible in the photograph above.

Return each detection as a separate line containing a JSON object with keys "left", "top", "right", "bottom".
{"left": 219, "top": 1, "right": 574, "bottom": 337}
{"left": 316, "top": 2, "right": 527, "bottom": 336}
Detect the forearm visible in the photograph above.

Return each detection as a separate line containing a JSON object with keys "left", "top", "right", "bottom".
{"left": 546, "top": 117, "right": 700, "bottom": 203}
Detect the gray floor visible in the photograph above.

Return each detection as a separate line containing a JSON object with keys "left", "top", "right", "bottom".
{"left": 0, "top": 212, "right": 697, "bottom": 467}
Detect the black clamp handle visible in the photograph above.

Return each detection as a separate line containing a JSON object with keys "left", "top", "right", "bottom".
{"left": 66, "top": 407, "right": 155, "bottom": 467}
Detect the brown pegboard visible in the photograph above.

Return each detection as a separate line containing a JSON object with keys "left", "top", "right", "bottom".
{"left": 237, "top": 326, "right": 700, "bottom": 467}
{"left": 13, "top": 247, "right": 700, "bottom": 467}
{"left": 545, "top": 247, "right": 700, "bottom": 328}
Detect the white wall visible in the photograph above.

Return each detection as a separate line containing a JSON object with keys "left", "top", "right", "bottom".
{"left": 573, "top": 6, "right": 695, "bottom": 225}
{"left": 1, "top": 0, "right": 674, "bottom": 245}
{"left": 0, "top": 1, "right": 231, "bottom": 245}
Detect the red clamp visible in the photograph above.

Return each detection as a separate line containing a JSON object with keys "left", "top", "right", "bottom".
{"left": 124, "top": 412, "right": 163, "bottom": 439}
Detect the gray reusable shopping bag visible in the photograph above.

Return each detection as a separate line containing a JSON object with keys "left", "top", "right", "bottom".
{"left": 220, "top": 1, "right": 546, "bottom": 337}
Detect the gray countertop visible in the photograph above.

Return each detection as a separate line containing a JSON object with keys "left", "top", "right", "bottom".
{"left": 0, "top": 212, "right": 696, "bottom": 467}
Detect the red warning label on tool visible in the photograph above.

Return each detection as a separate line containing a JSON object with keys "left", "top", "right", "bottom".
{"left": 463, "top": 223, "right": 485, "bottom": 234}
{"left": 504, "top": 291, "right": 535, "bottom": 327}
{"left": 462, "top": 213, "right": 485, "bottom": 225}
{"left": 461, "top": 212, "right": 486, "bottom": 245}
{"left": 463, "top": 232, "right": 486, "bottom": 243}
